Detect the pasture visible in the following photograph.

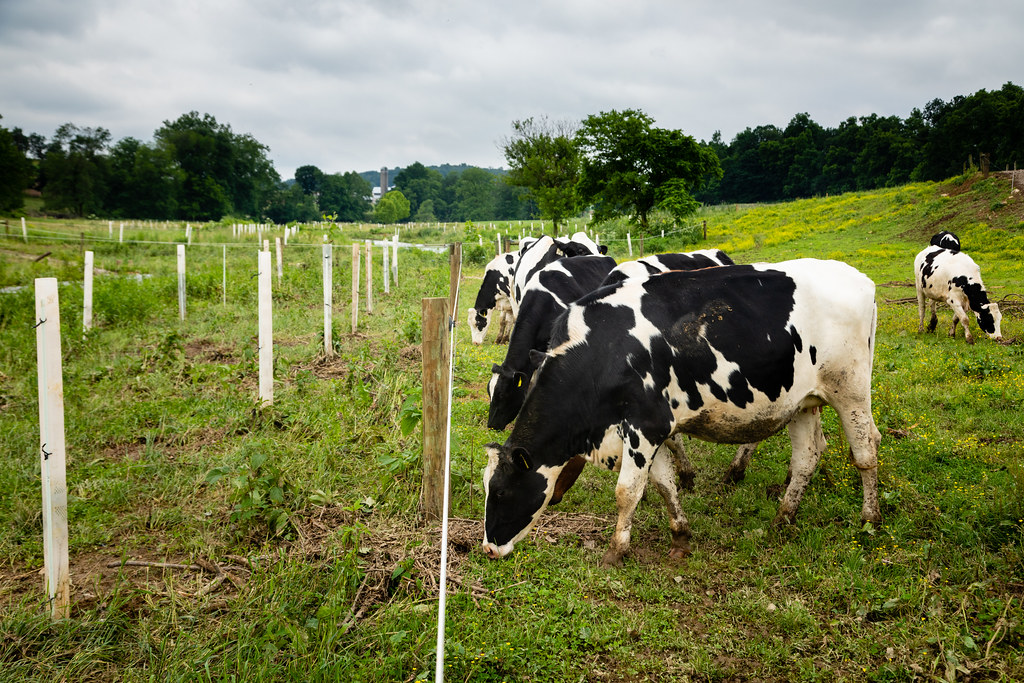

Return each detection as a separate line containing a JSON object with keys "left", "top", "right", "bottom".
{"left": 1, "top": 172, "right": 1023, "bottom": 681}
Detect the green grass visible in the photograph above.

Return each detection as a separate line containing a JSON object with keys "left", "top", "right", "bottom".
{"left": 2, "top": 174, "right": 1023, "bottom": 681}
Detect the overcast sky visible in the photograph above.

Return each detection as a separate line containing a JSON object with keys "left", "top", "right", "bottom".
{"left": 2, "top": 0, "right": 1021, "bottom": 181}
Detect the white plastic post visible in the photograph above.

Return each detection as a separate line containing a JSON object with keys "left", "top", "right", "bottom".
{"left": 263, "top": 239, "right": 270, "bottom": 252}
{"left": 323, "top": 244, "right": 333, "bottom": 356}
{"left": 176, "top": 245, "right": 186, "bottom": 321}
{"left": 222, "top": 245, "right": 227, "bottom": 306}
{"left": 83, "top": 251, "right": 94, "bottom": 333}
{"left": 382, "top": 242, "right": 390, "bottom": 295}
{"left": 22, "top": 217, "right": 27, "bottom": 242}
{"left": 365, "top": 240, "right": 373, "bottom": 313}
{"left": 258, "top": 251, "right": 274, "bottom": 406}
{"left": 108, "top": 220, "right": 113, "bottom": 238}
{"left": 275, "top": 237, "right": 283, "bottom": 283}
{"left": 119, "top": 222, "right": 124, "bottom": 243}
{"left": 35, "top": 278, "right": 70, "bottom": 620}
{"left": 351, "top": 243, "right": 360, "bottom": 334}
{"left": 391, "top": 235, "right": 399, "bottom": 286}
{"left": 627, "top": 232, "right": 633, "bottom": 256}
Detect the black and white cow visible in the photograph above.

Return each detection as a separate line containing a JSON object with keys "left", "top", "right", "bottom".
{"left": 600, "top": 249, "right": 735, "bottom": 287}
{"left": 915, "top": 245, "right": 1002, "bottom": 344}
{"left": 929, "top": 231, "right": 961, "bottom": 253}
{"left": 482, "top": 259, "right": 882, "bottom": 567}
{"left": 488, "top": 254, "right": 617, "bottom": 431}
{"left": 468, "top": 252, "right": 518, "bottom": 345}
{"left": 510, "top": 232, "right": 603, "bottom": 316}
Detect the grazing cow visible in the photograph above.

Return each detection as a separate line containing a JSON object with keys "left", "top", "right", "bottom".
{"left": 915, "top": 246, "right": 1002, "bottom": 344}
{"left": 482, "top": 259, "right": 882, "bottom": 567}
{"left": 488, "top": 254, "right": 617, "bottom": 431}
{"left": 468, "top": 252, "right": 518, "bottom": 345}
{"left": 929, "top": 231, "right": 961, "bottom": 253}
{"left": 600, "top": 249, "right": 735, "bottom": 287}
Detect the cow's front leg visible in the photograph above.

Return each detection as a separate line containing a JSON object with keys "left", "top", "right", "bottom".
{"left": 774, "top": 408, "right": 824, "bottom": 525}
{"left": 723, "top": 441, "right": 760, "bottom": 484}
{"left": 648, "top": 445, "right": 691, "bottom": 561}
{"left": 601, "top": 439, "right": 656, "bottom": 568}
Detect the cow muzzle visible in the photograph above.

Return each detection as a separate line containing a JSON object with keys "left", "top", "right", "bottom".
{"left": 481, "top": 541, "right": 510, "bottom": 560}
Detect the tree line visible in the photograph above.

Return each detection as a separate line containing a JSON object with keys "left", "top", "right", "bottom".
{"left": 1, "top": 82, "right": 1021, "bottom": 228}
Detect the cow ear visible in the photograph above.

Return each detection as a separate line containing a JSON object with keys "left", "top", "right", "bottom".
{"left": 511, "top": 447, "right": 532, "bottom": 470}
{"left": 528, "top": 349, "right": 550, "bottom": 370}
{"left": 491, "top": 363, "right": 503, "bottom": 374}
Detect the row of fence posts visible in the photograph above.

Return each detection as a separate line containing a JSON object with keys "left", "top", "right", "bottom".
{"left": 33, "top": 234, "right": 411, "bottom": 617}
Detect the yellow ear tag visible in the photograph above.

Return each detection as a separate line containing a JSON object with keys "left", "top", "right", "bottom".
{"left": 517, "top": 377, "right": 523, "bottom": 388}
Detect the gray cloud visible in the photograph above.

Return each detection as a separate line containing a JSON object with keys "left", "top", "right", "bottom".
{"left": 1, "top": 0, "right": 1021, "bottom": 180}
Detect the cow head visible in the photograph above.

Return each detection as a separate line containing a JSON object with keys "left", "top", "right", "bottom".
{"left": 482, "top": 442, "right": 560, "bottom": 558}
{"left": 468, "top": 307, "right": 490, "bottom": 345}
{"left": 487, "top": 362, "right": 531, "bottom": 430}
{"left": 984, "top": 302, "right": 1003, "bottom": 341}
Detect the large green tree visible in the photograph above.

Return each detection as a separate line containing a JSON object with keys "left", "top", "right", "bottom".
{"left": 454, "top": 167, "right": 496, "bottom": 220}
{"left": 394, "top": 162, "right": 443, "bottom": 219}
{"left": 40, "top": 123, "right": 112, "bottom": 216}
{"left": 374, "top": 189, "right": 411, "bottom": 224}
{"left": 0, "top": 117, "right": 33, "bottom": 212}
{"left": 501, "top": 116, "right": 580, "bottom": 234}
{"left": 320, "top": 172, "right": 372, "bottom": 222}
{"left": 107, "top": 137, "right": 183, "bottom": 218}
{"left": 576, "top": 109, "right": 721, "bottom": 233}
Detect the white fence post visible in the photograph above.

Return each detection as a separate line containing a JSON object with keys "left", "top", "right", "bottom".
{"left": 176, "top": 245, "right": 186, "bottom": 321}
{"left": 627, "top": 232, "right": 633, "bottom": 257}
{"left": 83, "top": 251, "right": 94, "bottom": 333}
{"left": 119, "top": 222, "right": 124, "bottom": 244}
{"left": 391, "top": 235, "right": 399, "bottom": 287}
{"left": 351, "top": 243, "right": 360, "bottom": 334}
{"left": 323, "top": 243, "right": 333, "bottom": 356}
{"left": 258, "top": 251, "right": 274, "bottom": 406}
{"left": 22, "top": 217, "right": 27, "bottom": 243}
{"left": 35, "top": 278, "right": 70, "bottom": 620}
{"left": 275, "top": 237, "right": 283, "bottom": 284}
{"left": 382, "top": 242, "right": 390, "bottom": 295}
{"left": 365, "top": 240, "right": 373, "bottom": 313}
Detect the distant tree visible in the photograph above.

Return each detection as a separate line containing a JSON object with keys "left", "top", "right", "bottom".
{"left": 107, "top": 137, "right": 182, "bottom": 218}
{"left": 41, "top": 123, "right": 112, "bottom": 216}
{"left": 265, "top": 183, "right": 319, "bottom": 223}
{"left": 576, "top": 109, "right": 721, "bottom": 233}
{"left": 454, "top": 168, "right": 497, "bottom": 220}
{"left": 414, "top": 198, "right": 437, "bottom": 222}
{"left": 0, "top": 117, "right": 33, "bottom": 212}
{"left": 320, "top": 172, "right": 372, "bottom": 222}
{"left": 294, "top": 165, "right": 325, "bottom": 198}
{"left": 394, "top": 162, "right": 443, "bottom": 218}
{"left": 501, "top": 116, "right": 581, "bottom": 234}
{"left": 374, "top": 190, "right": 411, "bottom": 224}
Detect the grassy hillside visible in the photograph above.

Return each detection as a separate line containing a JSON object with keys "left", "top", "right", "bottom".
{"left": 0, "top": 172, "right": 1022, "bottom": 681}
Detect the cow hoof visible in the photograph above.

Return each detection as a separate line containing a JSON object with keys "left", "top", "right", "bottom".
{"left": 668, "top": 546, "right": 690, "bottom": 562}
{"left": 549, "top": 492, "right": 564, "bottom": 505}
{"left": 723, "top": 468, "right": 746, "bottom": 485}
{"left": 600, "top": 550, "right": 625, "bottom": 568}
{"left": 772, "top": 510, "right": 796, "bottom": 526}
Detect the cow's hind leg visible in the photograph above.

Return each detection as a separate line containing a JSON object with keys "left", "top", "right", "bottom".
{"left": 663, "top": 435, "right": 695, "bottom": 491}
{"left": 649, "top": 445, "right": 691, "bottom": 561}
{"left": 723, "top": 441, "right": 760, "bottom": 484}
{"left": 838, "top": 406, "right": 882, "bottom": 524}
{"left": 602, "top": 437, "right": 657, "bottom": 568}
{"left": 773, "top": 408, "right": 824, "bottom": 525}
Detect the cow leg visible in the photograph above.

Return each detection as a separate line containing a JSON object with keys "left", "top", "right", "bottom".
{"left": 837, "top": 407, "right": 882, "bottom": 524}
{"left": 723, "top": 441, "right": 760, "bottom": 484}
{"left": 773, "top": 408, "right": 824, "bottom": 525}
{"left": 927, "top": 301, "right": 939, "bottom": 333}
{"left": 648, "top": 446, "right": 691, "bottom": 561}
{"left": 916, "top": 286, "right": 927, "bottom": 333}
{"left": 602, "top": 440, "right": 656, "bottom": 568}
{"left": 947, "top": 297, "right": 974, "bottom": 344}
{"left": 550, "top": 455, "right": 586, "bottom": 505}
{"left": 663, "top": 435, "right": 695, "bottom": 491}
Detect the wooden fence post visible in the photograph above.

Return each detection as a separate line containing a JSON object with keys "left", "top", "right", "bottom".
{"left": 258, "top": 251, "right": 274, "bottom": 406}
{"left": 351, "top": 243, "right": 360, "bottom": 333}
{"left": 35, "top": 277, "right": 70, "bottom": 620}
{"left": 420, "top": 296, "right": 450, "bottom": 522}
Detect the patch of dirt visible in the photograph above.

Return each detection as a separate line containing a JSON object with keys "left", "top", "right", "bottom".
{"left": 185, "top": 339, "right": 238, "bottom": 364}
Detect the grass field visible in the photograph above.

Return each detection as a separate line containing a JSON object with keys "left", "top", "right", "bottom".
{"left": 1, "top": 172, "right": 1023, "bottom": 681}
